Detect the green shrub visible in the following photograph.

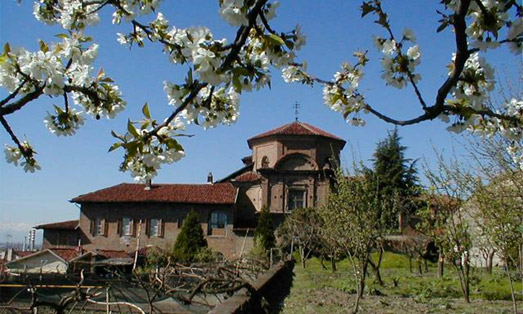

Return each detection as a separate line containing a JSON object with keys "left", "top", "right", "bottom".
{"left": 195, "top": 247, "right": 220, "bottom": 263}
{"left": 173, "top": 210, "right": 207, "bottom": 263}
{"left": 254, "top": 206, "right": 275, "bottom": 254}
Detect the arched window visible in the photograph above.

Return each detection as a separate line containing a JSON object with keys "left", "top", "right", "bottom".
{"left": 209, "top": 211, "right": 228, "bottom": 236}
{"left": 261, "top": 156, "right": 269, "bottom": 168}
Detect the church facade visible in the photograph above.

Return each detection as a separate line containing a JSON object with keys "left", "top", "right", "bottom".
{"left": 37, "top": 122, "right": 346, "bottom": 260}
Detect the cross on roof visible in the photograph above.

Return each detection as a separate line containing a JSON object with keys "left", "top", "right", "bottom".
{"left": 293, "top": 102, "right": 300, "bottom": 121}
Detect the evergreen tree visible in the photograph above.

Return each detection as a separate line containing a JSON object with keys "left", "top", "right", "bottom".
{"left": 254, "top": 206, "right": 275, "bottom": 253}
{"left": 369, "top": 128, "right": 420, "bottom": 231}
{"left": 173, "top": 210, "right": 208, "bottom": 263}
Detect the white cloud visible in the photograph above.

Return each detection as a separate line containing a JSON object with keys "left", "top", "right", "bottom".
{"left": 0, "top": 222, "right": 34, "bottom": 232}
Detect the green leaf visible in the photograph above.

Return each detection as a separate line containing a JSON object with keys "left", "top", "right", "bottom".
{"left": 55, "top": 33, "right": 69, "bottom": 39}
{"left": 267, "top": 34, "right": 285, "bottom": 46}
{"left": 127, "top": 119, "right": 140, "bottom": 138}
{"left": 97, "top": 68, "right": 105, "bottom": 80}
{"left": 108, "top": 142, "right": 123, "bottom": 152}
{"left": 39, "top": 40, "right": 48, "bottom": 53}
{"left": 110, "top": 130, "right": 124, "bottom": 140}
{"left": 142, "top": 103, "right": 151, "bottom": 119}
{"left": 4, "top": 42, "right": 10, "bottom": 54}
{"left": 437, "top": 21, "right": 449, "bottom": 33}
{"left": 53, "top": 105, "right": 64, "bottom": 114}
{"left": 125, "top": 141, "right": 140, "bottom": 158}
{"left": 233, "top": 76, "right": 242, "bottom": 92}
{"left": 233, "top": 67, "right": 250, "bottom": 76}
{"left": 360, "top": 2, "right": 375, "bottom": 18}
{"left": 165, "top": 138, "right": 184, "bottom": 151}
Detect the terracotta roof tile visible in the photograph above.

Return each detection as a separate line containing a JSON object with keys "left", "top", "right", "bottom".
{"left": 248, "top": 121, "right": 345, "bottom": 143}
{"left": 234, "top": 171, "right": 261, "bottom": 182}
{"left": 71, "top": 183, "right": 237, "bottom": 204}
{"left": 13, "top": 250, "right": 35, "bottom": 258}
{"left": 35, "top": 220, "right": 79, "bottom": 230}
{"left": 96, "top": 250, "right": 130, "bottom": 259}
{"left": 50, "top": 248, "right": 82, "bottom": 261}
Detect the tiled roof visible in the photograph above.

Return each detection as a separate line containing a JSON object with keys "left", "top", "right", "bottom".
{"left": 96, "top": 250, "right": 130, "bottom": 259}
{"left": 248, "top": 121, "right": 345, "bottom": 143}
{"left": 234, "top": 171, "right": 262, "bottom": 182}
{"left": 71, "top": 183, "right": 238, "bottom": 204}
{"left": 13, "top": 250, "right": 35, "bottom": 258}
{"left": 50, "top": 248, "right": 83, "bottom": 261}
{"left": 34, "top": 220, "right": 79, "bottom": 230}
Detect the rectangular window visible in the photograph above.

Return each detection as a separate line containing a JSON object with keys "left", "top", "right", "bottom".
{"left": 210, "top": 211, "right": 227, "bottom": 229}
{"left": 122, "top": 217, "right": 133, "bottom": 236}
{"left": 288, "top": 189, "right": 305, "bottom": 211}
{"left": 92, "top": 217, "right": 105, "bottom": 237}
{"left": 209, "top": 211, "right": 227, "bottom": 236}
{"left": 149, "top": 219, "right": 159, "bottom": 237}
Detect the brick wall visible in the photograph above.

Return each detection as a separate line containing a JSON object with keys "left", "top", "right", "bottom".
{"left": 79, "top": 202, "right": 253, "bottom": 260}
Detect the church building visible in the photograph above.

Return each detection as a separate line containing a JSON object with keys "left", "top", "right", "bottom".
{"left": 36, "top": 121, "right": 346, "bottom": 260}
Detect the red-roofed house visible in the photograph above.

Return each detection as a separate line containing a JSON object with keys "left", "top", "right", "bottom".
{"left": 6, "top": 248, "right": 94, "bottom": 274}
{"left": 35, "top": 220, "right": 79, "bottom": 249}
{"left": 41, "top": 121, "right": 345, "bottom": 260}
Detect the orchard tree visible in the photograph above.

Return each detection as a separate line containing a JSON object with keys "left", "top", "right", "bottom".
{"left": 320, "top": 168, "right": 383, "bottom": 313}
{"left": 420, "top": 153, "right": 473, "bottom": 303}
{"left": 1, "top": 0, "right": 522, "bottom": 181}
{"left": 277, "top": 207, "right": 323, "bottom": 268}
{"left": 464, "top": 135, "right": 523, "bottom": 314}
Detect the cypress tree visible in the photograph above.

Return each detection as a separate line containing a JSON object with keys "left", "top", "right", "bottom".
{"left": 254, "top": 206, "right": 275, "bottom": 253}
{"left": 173, "top": 210, "right": 208, "bottom": 263}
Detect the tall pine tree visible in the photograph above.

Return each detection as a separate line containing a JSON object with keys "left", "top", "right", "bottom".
{"left": 368, "top": 128, "right": 420, "bottom": 232}
{"left": 173, "top": 210, "right": 208, "bottom": 263}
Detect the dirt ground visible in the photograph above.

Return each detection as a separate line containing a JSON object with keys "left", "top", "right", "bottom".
{"left": 280, "top": 286, "right": 518, "bottom": 314}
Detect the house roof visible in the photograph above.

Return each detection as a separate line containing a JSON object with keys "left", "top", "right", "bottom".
{"left": 96, "top": 249, "right": 130, "bottom": 259}
{"left": 34, "top": 219, "right": 79, "bottom": 230}
{"left": 248, "top": 121, "right": 345, "bottom": 145}
{"left": 51, "top": 248, "right": 84, "bottom": 261}
{"left": 7, "top": 248, "right": 82, "bottom": 266}
{"left": 233, "top": 171, "right": 262, "bottom": 182}
{"left": 13, "top": 250, "right": 35, "bottom": 258}
{"left": 71, "top": 183, "right": 238, "bottom": 204}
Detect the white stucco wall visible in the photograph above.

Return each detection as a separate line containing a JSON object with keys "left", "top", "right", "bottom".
{"left": 8, "top": 251, "right": 68, "bottom": 274}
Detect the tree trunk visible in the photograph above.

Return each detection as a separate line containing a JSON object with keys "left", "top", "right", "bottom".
{"left": 486, "top": 251, "right": 494, "bottom": 274}
{"left": 368, "top": 258, "right": 384, "bottom": 286}
{"left": 320, "top": 255, "right": 327, "bottom": 270}
{"left": 300, "top": 247, "right": 306, "bottom": 268}
{"left": 437, "top": 253, "right": 444, "bottom": 278}
{"left": 424, "top": 258, "right": 428, "bottom": 272}
{"left": 455, "top": 257, "right": 470, "bottom": 303}
{"left": 353, "top": 260, "right": 368, "bottom": 314}
{"left": 331, "top": 254, "right": 337, "bottom": 272}
{"left": 504, "top": 257, "right": 518, "bottom": 314}
{"left": 417, "top": 256, "right": 423, "bottom": 275}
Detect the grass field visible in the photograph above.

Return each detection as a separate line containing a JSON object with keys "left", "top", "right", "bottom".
{"left": 280, "top": 253, "right": 522, "bottom": 313}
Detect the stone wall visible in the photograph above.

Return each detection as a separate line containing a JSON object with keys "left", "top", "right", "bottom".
{"left": 208, "top": 260, "right": 295, "bottom": 314}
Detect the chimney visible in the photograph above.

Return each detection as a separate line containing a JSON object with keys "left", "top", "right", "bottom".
{"left": 144, "top": 178, "right": 152, "bottom": 190}
{"left": 207, "top": 172, "right": 213, "bottom": 184}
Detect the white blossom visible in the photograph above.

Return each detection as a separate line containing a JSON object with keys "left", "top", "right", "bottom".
{"left": 4, "top": 145, "right": 22, "bottom": 166}
{"left": 219, "top": 0, "right": 248, "bottom": 26}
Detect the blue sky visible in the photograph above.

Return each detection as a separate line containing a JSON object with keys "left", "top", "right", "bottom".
{"left": 0, "top": 1, "right": 519, "bottom": 243}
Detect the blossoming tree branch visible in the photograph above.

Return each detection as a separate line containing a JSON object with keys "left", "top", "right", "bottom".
{"left": 0, "top": 0, "right": 522, "bottom": 181}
